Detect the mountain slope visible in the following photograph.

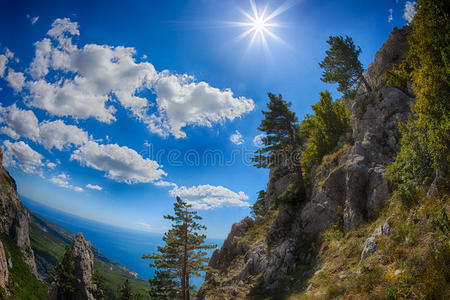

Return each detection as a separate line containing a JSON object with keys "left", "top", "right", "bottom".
{"left": 28, "top": 210, "right": 149, "bottom": 299}
{"left": 198, "top": 25, "right": 449, "bottom": 299}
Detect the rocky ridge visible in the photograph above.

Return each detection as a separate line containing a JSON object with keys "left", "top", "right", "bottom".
{"left": 199, "top": 26, "right": 414, "bottom": 299}
{"left": 0, "top": 147, "right": 38, "bottom": 280}
{"left": 48, "top": 232, "right": 102, "bottom": 300}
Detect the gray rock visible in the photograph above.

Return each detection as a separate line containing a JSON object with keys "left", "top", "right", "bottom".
{"left": 360, "top": 218, "right": 392, "bottom": 263}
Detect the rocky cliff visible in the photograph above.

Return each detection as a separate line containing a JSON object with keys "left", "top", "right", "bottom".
{"left": 198, "top": 26, "right": 414, "bottom": 299}
{"left": 48, "top": 232, "right": 102, "bottom": 300}
{"left": 0, "top": 147, "right": 38, "bottom": 279}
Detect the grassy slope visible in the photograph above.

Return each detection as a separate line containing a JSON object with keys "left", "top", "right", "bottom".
{"left": 28, "top": 212, "right": 149, "bottom": 299}
{"left": 283, "top": 191, "right": 449, "bottom": 299}
{"left": 0, "top": 233, "right": 48, "bottom": 299}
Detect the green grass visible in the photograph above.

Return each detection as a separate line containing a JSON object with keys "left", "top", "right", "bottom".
{"left": 0, "top": 233, "right": 48, "bottom": 299}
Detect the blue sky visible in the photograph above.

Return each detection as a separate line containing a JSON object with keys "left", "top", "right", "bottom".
{"left": 0, "top": 0, "right": 413, "bottom": 238}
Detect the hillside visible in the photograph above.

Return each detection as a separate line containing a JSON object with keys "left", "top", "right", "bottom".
{"left": 28, "top": 209, "right": 149, "bottom": 299}
{"left": 198, "top": 20, "right": 449, "bottom": 300}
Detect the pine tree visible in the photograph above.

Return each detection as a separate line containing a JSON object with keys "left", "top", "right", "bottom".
{"left": 118, "top": 279, "right": 133, "bottom": 300}
{"left": 51, "top": 246, "right": 76, "bottom": 300}
{"left": 143, "top": 197, "right": 216, "bottom": 300}
{"left": 251, "top": 190, "right": 267, "bottom": 217}
{"left": 252, "top": 93, "right": 304, "bottom": 189}
{"left": 148, "top": 270, "right": 177, "bottom": 299}
{"left": 319, "top": 35, "right": 371, "bottom": 95}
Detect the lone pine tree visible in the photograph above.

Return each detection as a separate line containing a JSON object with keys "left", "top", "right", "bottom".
{"left": 51, "top": 246, "right": 76, "bottom": 300}
{"left": 319, "top": 35, "right": 371, "bottom": 95}
{"left": 143, "top": 197, "right": 216, "bottom": 300}
{"left": 252, "top": 93, "right": 304, "bottom": 190}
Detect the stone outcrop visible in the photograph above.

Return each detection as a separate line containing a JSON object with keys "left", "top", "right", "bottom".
{"left": 0, "top": 147, "right": 38, "bottom": 278}
{"left": 0, "top": 241, "right": 8, "bottom": 293}
{"left": 199, "top": 26, "right": 413, "bottom": 298}
{"left": 360, "top": 217, "right": 392, "bottom": 263}
{"left": 48, "top": 233, "right": 101, "bottom": 300}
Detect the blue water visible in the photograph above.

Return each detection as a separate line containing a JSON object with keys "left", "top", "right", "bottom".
{"left": 21, "top": 196, "right": 222, "bottom": 286}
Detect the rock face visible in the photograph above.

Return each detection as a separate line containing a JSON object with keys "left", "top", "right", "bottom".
{"left": 0, "top": 148, "right": 38, "bottom": 278}
{"left": 0, "top": 241, "right": 8, "bottom": 292}
{"left": 199, "top": 26, "right": 413, "bottom": 298}
{"left": 48, "top": 233, "right": 101, "bottom": 300}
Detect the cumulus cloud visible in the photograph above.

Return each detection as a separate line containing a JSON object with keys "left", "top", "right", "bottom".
{"left": 86, "top": 183, "right": 102, "bottom": 191}
{"left": 0, "top": 55, "right": 7, "bottom": 78}
{"left": 49, "top": 173, "right": 83, "bottom": 192}
{"left": 403, "top": 1, "right": 416, "bottom": 23}
{"left": 388, "top": 8, "right": 393, "bottom": 23}
{"left": 2, "top": 140, "right": 43, "bottom": 174}
{"left": 70, "top": 141, "right": 166, "bottom": 184}
{"left": 230, "top": 130, "right": 244, "bottom": 145}
{"left": 47, "top": 162, "right": 57, "bottom": 169}
{"left": 0, "top": 104, "right": 88, "bottom": 151}
{"left": 6, "top": 69, "right": 26, "bottom": 92}
{"left": 253, "top": 133, "right": 266, "bottom": 147}
{"left": 22, "top": 17, "right": 253, "bottom": 137}
{"left": 39, "top": 120, "right": 88, "bottom": 150}
{"left": 149, "top": 74, "right": 254, "bottom": 138}
{"left": 0, "top": 104, "right": 40, "bottom": 141}
{"left": 169, "top": 184, "right": 250, "bottom": 210}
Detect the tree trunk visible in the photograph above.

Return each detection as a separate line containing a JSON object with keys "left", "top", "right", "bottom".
{"left": 183, "top": 208, "right": 189, "bottom": 300}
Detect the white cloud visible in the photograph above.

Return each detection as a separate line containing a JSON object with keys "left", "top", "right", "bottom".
{"left": 388, "top": 8, "right": 393, "bottom": 23}
{"left": 30, "top": 16, "right": 39, "bottom": 25}
{"left": 154, "top": 180, "right": 178, "bottom": 187}
{"left": 70, "top": 141, "right": 166, "bottom": 184}
{"left": 2, "top": 140, "right": 43, "bottom": 174}
{"left": 86, "top": 183, "right": 102, "bottom": 191}
{"left": 39, "top": 120, "right": 88, "bottom": 150}
{"left": 403, "top": 1, "right": 416, "bottom": 23}
{"left": 0, "top": 55, "right": 7, "bottom": 78}
{"left": 49, "top": 173, "right": 83, "bottom": 192}
{"left": 24, "top": 17, "right": 253, "bottom": 137}
{"left": 230, "top": 130, "right": 244, "bottom": 145}
{"left": 135, "top": 222, "right": 152, "bottom": 231}
{"left": 6, "top": 69, "right": 26, "bottom": 92}
{"left": 169, "top": 184, "right": 250, "bottom": 210}
{"left": 0, "top": 104, "right": 40, "bottom": 141}
{"left": 47, "top": 162, "right": 57, "bottom": 169}
{"left": 149, "top": 73, "right": 254, "bottom": 138}
{"left": 253, "top": 133, "right": 266, "bottom": 147}
{"left": 0, "top": 104, "right": 88, "bottom": 151}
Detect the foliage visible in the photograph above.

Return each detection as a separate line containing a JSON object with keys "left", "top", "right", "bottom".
{"left": 148, "top": 270, "right": 177, "bottom": 300}
{"left": 51, "top": 246, "right": 76, "bottom": 299}
{"left": 319, "top": 35, "right": 371, "bottom": 95}
{"left": 388, "top": 0, "right": 450, "bottom": 192}
{"left": 251, "top": 190, "right": 267, "bottom": 217}
{"left": 0, "top": 234, "right": 48, "bottom": 299}
{"left": 252, "top": 93, "right": 305, "bottom": 199}
{"left": 118, "top": 279, "right": 133, "bottom": 300}
{"left": 300, "top": 91, "right": 350, "bottom": 176}
{"left": 278, "top": 183, "right": 303, "bottom": 204}
{"left": 92, "top": 271, "right": 105, "bottom": 300}
{"left": 142, "top": 197, "right": 216, "bottom": 300}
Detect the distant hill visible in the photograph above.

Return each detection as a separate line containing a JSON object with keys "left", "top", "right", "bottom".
{"left": 28, "top": 209, "right": 149, "bottom": 299}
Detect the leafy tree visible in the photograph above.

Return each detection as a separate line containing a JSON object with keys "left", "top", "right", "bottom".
{"left": 51, "top": 246, "right": 76, "bottom": 300}
{"left": 148, "top": 270, "right": 177, "bottom": 299}
{"left": 300, "top": 91, "right": 350, "bottom": 175}
{"left": 319, "top": 35, "right": 371, "bottom": 96}
{"left": 143, "top": 197, "right": 216, "bottom": 300}
{"left": 252, "top": 93, "right": 304, "bottom": 189}
{"left": 387, "top": 0, "right": 449, "bottom": 194}
{"left": 251, "top": 190, "right": 267, "bottom": 217}
{"left": 118, "top": 279, "right": 133, "bottom": 300}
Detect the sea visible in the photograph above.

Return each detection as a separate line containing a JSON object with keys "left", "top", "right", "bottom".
{"left": 21, "top": 196, "right": 223, "bottom": 287}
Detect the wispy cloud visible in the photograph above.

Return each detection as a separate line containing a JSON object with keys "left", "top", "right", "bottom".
{"left": 388, "top": 8, "right": 393, "bottom": 23}
{"left": 403, "top": 1, "right": 416, "bottom": 23}
{"left": 230, "top": 130, "right": 244, "bottom": 145}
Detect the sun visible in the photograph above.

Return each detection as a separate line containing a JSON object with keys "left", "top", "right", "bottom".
{"left": 228, "top": 0, "right": 294, "bottom": 51}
